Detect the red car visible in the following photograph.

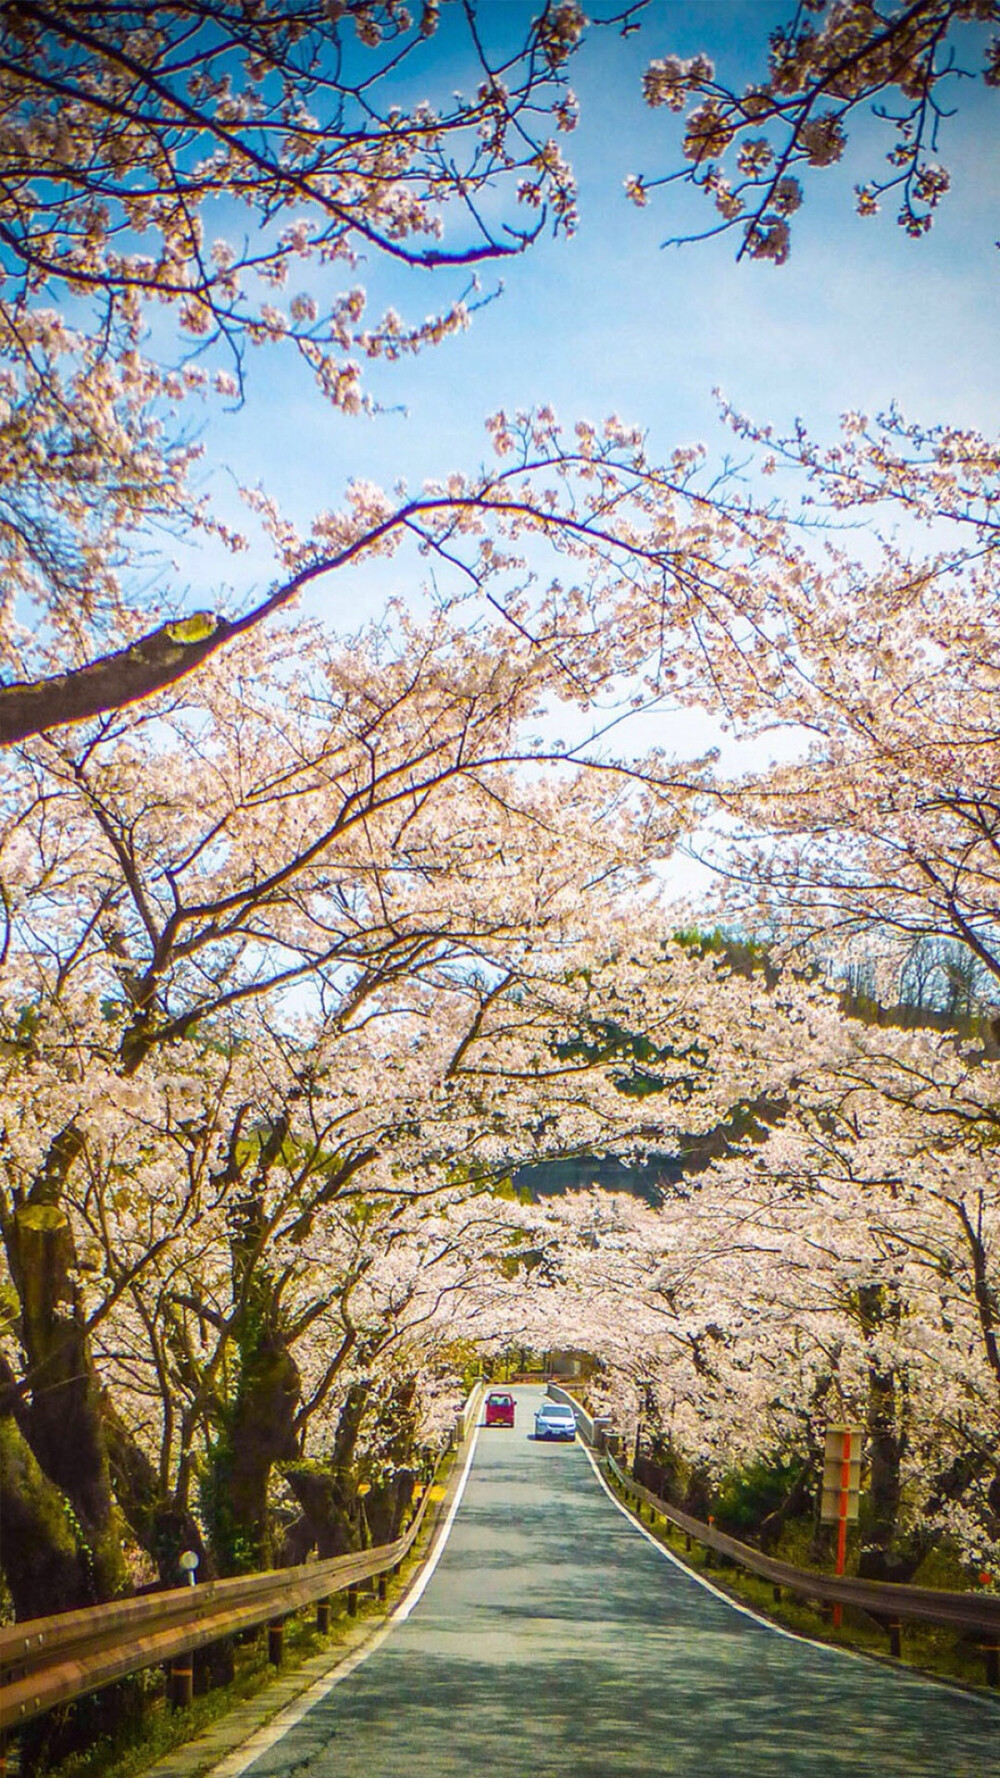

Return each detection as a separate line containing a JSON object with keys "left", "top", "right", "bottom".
{"left": 484, "top": 1390, "right": 516, "bottom": 1428}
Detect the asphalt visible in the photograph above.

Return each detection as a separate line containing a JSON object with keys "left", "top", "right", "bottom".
{"left": 220, "top": 1386, "right": 1000, "bottom": 1778}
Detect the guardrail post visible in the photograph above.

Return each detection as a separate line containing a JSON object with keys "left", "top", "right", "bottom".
{"left": 983, "top": 1641, "right": 999, "bottom": 1686}
{"left": 347, "top": 1584, "right": 358, "bottom": 1617}
{"left": 772, "top": 1585, "right": 782, "bottom": 1603}
{"left": 315, "top": 1599, "right": 331, "bottom": 1633}
{"left": 888, "top": 1619, "right": 902, "bottom": 1659}
{"left": 169, "top": 1657, "right": 194, "bottom": 1710}
{"left": 267, "top": 1620, "right": 284, "bottom": 1667}
{"left": 378, "top": 1574, "right": 387, "bottom": 1602}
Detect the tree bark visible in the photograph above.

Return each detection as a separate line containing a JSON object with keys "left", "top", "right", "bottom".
{"left": 362, "top": 1377, "right": 420, "bottom": 1547}
{"left": 856, "top": 1282, "right": 908, "bottom": 1582}
{"left": 282, "top": 1383, "right": 372, "bottom": 1560}
{"left": 103, "top": 1402, "right": 212, "bottom": 1586}
{"left": 4, "top": 1200, "right": 128, "bottom": 1605}
{"left": 0, "top": 616, "right": 232, "bottom": 746}
{"left": 203, "top": 1282, "right": 301, "bottom": 1572}
{"left": 0, "top": 1406, "right": 92, "bottom": 1618}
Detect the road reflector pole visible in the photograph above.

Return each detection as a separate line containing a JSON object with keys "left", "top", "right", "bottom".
{"left": 820, "top": 1424, "right": 863, "bottom": 1630}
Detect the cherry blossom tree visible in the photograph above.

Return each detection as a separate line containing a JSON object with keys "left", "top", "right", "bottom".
{"left": 692, "top": 1016, "right": 1000, "bottom": 1575}
{"left": 624, "top": 405, "right": 1000, "bottom": 995}
{"left": 628, "top": 0, "right": 999, "bottom": 262}
{"left": 531, "top": 997, "right": 1000, "bottom": 1578}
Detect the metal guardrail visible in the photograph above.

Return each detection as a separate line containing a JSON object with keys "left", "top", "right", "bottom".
{"left": 0, "top": 1395, "right": 478, "bottom": 1735}
{"left": 603, "top": 1450, "right": 1000, "bottom": 1673}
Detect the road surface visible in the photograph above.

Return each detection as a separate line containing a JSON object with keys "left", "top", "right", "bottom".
{"left": 220, "top": 1386, "right": 1000, "bottom": 1777}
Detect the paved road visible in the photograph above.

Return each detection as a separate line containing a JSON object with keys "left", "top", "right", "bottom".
{"left": 229, "top": 1387, "right": 999, "bottom": 1777}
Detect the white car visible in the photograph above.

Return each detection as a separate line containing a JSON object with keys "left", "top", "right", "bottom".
{"left": 534, "top": 1401, "right": 577, "bottom": 1441}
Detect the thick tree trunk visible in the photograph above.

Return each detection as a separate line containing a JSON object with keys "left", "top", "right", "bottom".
{"left": 224, "top": 1324, "right": 301, "bottom": 1568}
{"left": 4, "top": 1201, "right": 128, "bottom": 1606}
{"left": 203, "top": 1293, "right": 301, "bottom": 1572}
{"left": 636, "top": 1436, "right": 683, "bottom": 1505}
{"left": 0, "top": 1408, "right": 93, "bottom": 1618}
{"left": 2, "top": 1187, "right": 134, "bottom": 1775}
{"left": 282, "top": 1382, "right": 371, "bottom": 1560}
{"left": 362, "top": 1378, "right": 420, "bottom": 1547}
{"left": 683, "top": 1462, "right": 713, "bottom": 1519}
{"left": 856, "top": 1283, "right": 908, "bottom": 1583}
{"left": 757, "top": 1459, "right": 815, "bottom": 1554}
{"left": 104, "top": 1407, "right": 234, "bottom": 1691}
{"left": 283, "top": 1465, "right": 362, "bottom": 1560}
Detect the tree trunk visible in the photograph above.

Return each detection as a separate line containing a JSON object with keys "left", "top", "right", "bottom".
{"left": 757, "top": 1459, "right": 815, "bottom": 1554}
{"left": 4, "top": 1202, "right": 128, "bottom": 1605}
{"left": 283, "top": 1465, "right": 362, "bottom": 1560}
{"left": 364, "top": 1376, "right": 420, "bottom": 1547}
{"left": 0, "top": 1407, "right": 93, "bottom": 1618}
{"left": 856, "top": 1282, "right": 908, "bottom": 1582}
{"left": 203, "top": 1290, "right": 301, "bottom": 1573}
{"left": 282, "top": 1383, "right": 372, "bottom": 1560}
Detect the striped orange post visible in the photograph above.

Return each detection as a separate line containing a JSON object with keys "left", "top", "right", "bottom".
{"left": 832, "top": 1429, "right": 852, "bottom": 1629}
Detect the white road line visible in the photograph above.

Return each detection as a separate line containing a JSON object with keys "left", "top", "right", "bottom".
{"left": 203, "top": 1425, "right": 483, "bottom": 1778}
{"left": 583, "top": 1441, "right": 1000, "bottom": 1702}
{"left": 583, "top": 1443, "right": 837, "bottom": 1646}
